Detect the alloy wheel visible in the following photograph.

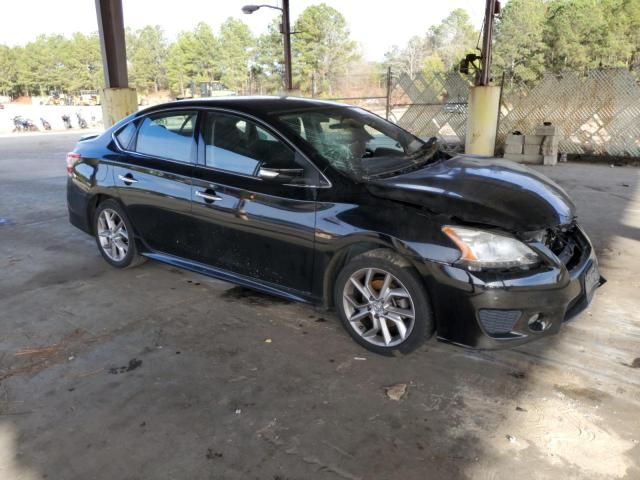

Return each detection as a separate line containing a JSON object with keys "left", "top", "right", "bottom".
{"left": 97, "top": 208, "right": 129, "bottom": 262}
{"left": 342, "top": 267, "right": 416, "bottom": 347}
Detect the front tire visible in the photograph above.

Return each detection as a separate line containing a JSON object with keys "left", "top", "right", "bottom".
{"left": 94, "top": 199, "right": 145, "bottom": 269}
{"left": 334, "top": 249, "right": 434, "bottom": 356}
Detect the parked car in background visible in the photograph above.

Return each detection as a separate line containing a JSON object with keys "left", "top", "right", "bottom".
{"left": 66, "top": 97, "right": 604, "bottom": 355}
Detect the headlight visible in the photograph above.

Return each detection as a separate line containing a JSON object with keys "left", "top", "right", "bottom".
{"left": 442, "top": 226, "right": 539, "bottom": 270}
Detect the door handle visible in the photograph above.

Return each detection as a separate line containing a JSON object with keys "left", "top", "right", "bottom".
{"left": 195, "top": 190, "right": 222, "bottom": 202}
{"left": 118, "top": 174, "right": 138, "bottom": 184}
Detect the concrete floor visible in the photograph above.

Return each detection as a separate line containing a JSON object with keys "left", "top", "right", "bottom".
{"left": 1, "top": 133, "right": 639, "bottom": 480}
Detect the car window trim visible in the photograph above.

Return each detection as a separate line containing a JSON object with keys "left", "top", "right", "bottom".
{"left": 112, "top": 105, "right": 332, "bottom": 188}
{"left": 112, "top": 108, "right": 199, "bottom": 165}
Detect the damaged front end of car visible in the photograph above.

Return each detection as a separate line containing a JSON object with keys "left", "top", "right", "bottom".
{"left": 365, "top": 154, "right": 606, "bottom": 348}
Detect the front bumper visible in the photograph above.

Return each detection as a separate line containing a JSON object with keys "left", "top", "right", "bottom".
{"left": 423, "top": 225, "right": 604, "bottom": 349}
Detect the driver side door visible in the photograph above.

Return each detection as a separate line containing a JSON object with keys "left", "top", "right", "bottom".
{"left": 189, "top": 110, "right": 322, "bottom": 295}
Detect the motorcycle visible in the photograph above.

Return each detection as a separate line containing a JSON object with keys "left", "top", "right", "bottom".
{"left": 12, "top": 116, "right": 24, "bottom": 132}
{"left": 12, "top": 116, "right": 38, "bottom": 132}
{"left": 76, "top": 112, "right": 88, "bottom": 129}
{"left": 41, "top": 117, "right": 52, "bottom": 130}
{"left": 61, "top": 115, "right": 72, "bottom": 129}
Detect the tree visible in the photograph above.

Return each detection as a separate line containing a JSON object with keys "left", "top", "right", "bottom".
{"left": 384, "top": 36, "right": 434, "bottom": 80}
{"left": 65, "top": 33, "right": 102, "bottom": 92}
{"left": 382, "top": 45, "right": 405, "bottom": 76}
{"left": 624, "top": 0, "right": 640, "bottom": 67}
{"left": 401, "top": 36, "right": 429, "bottom": 79}
{"left": 428, "top": 8, "right": 478, "bottom": 71}
{"left": 254, "top": 17, "right": 285, "bottom": 93}
{"left": 544, "top": 0, "right": 608, "bottom": 71}
{"left": 15, "top": 35, "right": 71, "bottom": 96}
{"left": 0, "top": 45, "right": 18, "bottom": 96}
{"left": 127, "top": 26, "right": 168, "bottom": 93}
{"left": 166, "top": 23, "right": 217, "bottom": 95}
{"left": 293, "top": 3, "right": 358, "bottom": 95}
{"left": 493, "top": 0, "right": 548, "bottom": 85}
{"left": 422, "top": 53, "right": 446, "bottom": 81}
{"left": 216, "top": 18, "right": 253, "bottom": 92}
{"left": 383, "top": 8, "right": 478, "bottom": 79}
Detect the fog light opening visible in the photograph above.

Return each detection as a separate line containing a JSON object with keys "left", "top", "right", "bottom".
{"left": 527, "top": 313, "right": 550, "bottom": 332}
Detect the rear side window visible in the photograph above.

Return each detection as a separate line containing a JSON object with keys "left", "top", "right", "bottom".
{"left": 134, "top": 111, "right": 197, "bottom": 163}
{"left": 115, "top": 122, "right": 136, "bottom": 149}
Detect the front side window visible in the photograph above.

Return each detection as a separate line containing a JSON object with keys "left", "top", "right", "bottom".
{"left": 275, "top": 107, "right": 438, "bottom": 180}
{"left": 202, "top": 112, "right": 297, "bottom": 176}
{"left": 134, "top": 111, "right": 197, "bottom": 163}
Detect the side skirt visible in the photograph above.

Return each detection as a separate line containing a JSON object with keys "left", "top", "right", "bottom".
{"left": 142, "top": 251, "right": 315, "bottom": 304}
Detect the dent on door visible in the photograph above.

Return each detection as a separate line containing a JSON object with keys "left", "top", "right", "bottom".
{"left": 190, "top": 176, "right": 317, "bottom": 292}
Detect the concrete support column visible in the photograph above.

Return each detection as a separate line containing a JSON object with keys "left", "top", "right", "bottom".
{"left": 101, "top": 87, "right": 138, "bottom": 128}
{"left": 95, "top": 0, "right": 137, "bottom": 128}
{"left": 465, "top": 85, "right": 501, "bottom": 156}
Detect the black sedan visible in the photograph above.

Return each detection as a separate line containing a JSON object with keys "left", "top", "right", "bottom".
{"left": 67, "top": 97, "right": 604, "bottom": 355}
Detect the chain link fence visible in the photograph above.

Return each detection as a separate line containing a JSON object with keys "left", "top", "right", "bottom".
{"left": 389, "top": 67, "right": 640, "bottom": 158}
{"left": 390, "top": 71, "right": 471, "bottom": 149}
{"left": 498, "top": 69, "right": 640, "bottom": 157}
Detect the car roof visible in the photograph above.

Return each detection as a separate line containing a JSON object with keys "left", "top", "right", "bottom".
{"left": 140, "top": 96, "right": 350, "bottom": 117}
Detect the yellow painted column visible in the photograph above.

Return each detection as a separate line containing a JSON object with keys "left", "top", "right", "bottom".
{"left": 100, "top": 87, "right": 138, "bottom": 128}
{"left": 465, "top": 85, "right": 501, "bottom": 156}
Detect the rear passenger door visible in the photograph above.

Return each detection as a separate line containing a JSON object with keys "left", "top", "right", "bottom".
{"left": 112, "top": 110, "right": 197, "bottom": 257}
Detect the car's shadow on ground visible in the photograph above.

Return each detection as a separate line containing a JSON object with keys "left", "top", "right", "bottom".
{"left": 1, "top": 160, "right": 639, "bottom": 479}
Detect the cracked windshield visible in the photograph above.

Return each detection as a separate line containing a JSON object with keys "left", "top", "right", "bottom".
{"left": 277, "top": 107, "right": 438, "bottom": 180}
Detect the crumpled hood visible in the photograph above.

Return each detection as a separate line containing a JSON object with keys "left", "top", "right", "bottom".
{"left": 366, "top": 155, "right": 576, "bottom": 232}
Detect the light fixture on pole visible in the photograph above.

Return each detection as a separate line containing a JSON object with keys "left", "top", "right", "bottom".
{"left": 242, "top": 2, "right": 292, "bottom": 92}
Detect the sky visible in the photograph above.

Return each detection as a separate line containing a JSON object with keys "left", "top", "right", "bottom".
{"left": 0, "top": 0, "right": 489, "bottom": 61}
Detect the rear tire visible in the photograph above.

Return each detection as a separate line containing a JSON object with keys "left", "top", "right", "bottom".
{"left": 94, "top": 199, "right": 145, "bottom": 269}
{"left": 334, "top": 249, "right": 434, "bottom": 356}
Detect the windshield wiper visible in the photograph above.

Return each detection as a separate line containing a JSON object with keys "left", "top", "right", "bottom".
{"left": 363, "top": 145, "right": 439, "bottom": 180}
{"left": 407, "top": 138, "right": 438, "bottom": 159}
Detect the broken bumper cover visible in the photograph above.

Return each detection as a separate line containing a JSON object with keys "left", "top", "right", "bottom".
{"left": 422, "top": 226, "right": 604, "bottom": 349}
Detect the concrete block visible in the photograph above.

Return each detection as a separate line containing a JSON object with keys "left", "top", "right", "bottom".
{"left": 504, "top": 144, "right": 523, "bottom": 154}
{"left": 524, "top": 134, "right": 544, "bottom": 145}
{"left": 542, "top": 137, "right": 559, "bottom": 156}
{"left": 543, "top": 154, "right": 558, "bottom": 166}
{"left": 504, "top": 153, "right": 543, "bottom": 164}
{"left": 505, "top": 134, "right": 524, "bottom": 145}
{"left": 535, "top": 125, "right": 562, "bottom": 136}
{"left": 542, "top": 146, "right": 558, "bottom": 157}
{"left": 524, "top": 144, "right": 541, "bottom": 155}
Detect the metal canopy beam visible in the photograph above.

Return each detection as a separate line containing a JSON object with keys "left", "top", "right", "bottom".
{"left": 95, "top": 0, "right": 128, "bottom": 88}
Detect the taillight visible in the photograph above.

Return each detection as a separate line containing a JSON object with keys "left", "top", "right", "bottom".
{"left": 66, "top": 152, "right": 81, "bottom": 175}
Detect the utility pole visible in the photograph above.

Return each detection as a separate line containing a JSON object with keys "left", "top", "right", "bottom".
{"left": 478, "top": 0, "right": 498, "bottom": 86}
{"left": 242, "top": 2, "right": 293, "bottom": 92}
{"left": 465, "top": 0, "right": 501, "bottom": 155}
{"left": 281, "top": 0, "right": 293, "bottom": 91}
{"left": 385, "top": 67, "right": 392, "bottom": 120}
